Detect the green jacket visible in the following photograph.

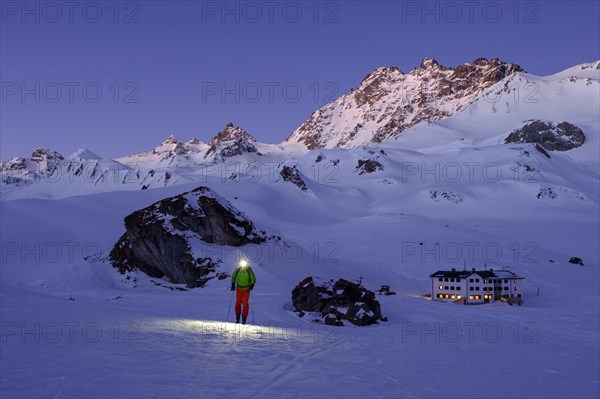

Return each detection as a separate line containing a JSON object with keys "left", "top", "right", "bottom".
{"left": 231, "top": 266, "right": 256, "bottom": 290}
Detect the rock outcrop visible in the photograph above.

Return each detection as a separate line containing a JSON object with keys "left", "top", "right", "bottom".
{"left": 356, "top": 159, "right": 383, "bottom": 175}
{"left": 292, "top": 276, "right": 383, "bottom": 326}
{"left": 504, "top": 120, "right": 585, "bottom": 151}
{"left": 430, "top": 190, "right": 464, "bottom": 204}
{"left": 279, "top": 165, "right": 309, "bottom": 191}
{"left": 109, "top": 186, "right": 269, "bottom": 287}
{"left": 569, "top": 257, "right": 584, "bottom": 266}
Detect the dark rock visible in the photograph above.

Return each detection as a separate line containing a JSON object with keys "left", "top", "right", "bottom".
{"left": 216, "top": 272, "right": 229, "bottom": 280}
{"left": 356, "top": 159, "right": 383, "bottom": 175}
{"left": 535, "top": 144, "right": 551, "bottom": 158}
{"left": 377, "top": 285, "right": 396, "bottom": 295}
{"left": 430, "top": 190, "right": 464, "bottom": 204}
{"left": 280, "top": 165, "right": 309, "bottom": 191}
{"left": 109, "top": 186, "right": 269, "bottom": 288}
{"left": 569, "top": 257, "right": 584, "bottom": 266}
{"left": 537, "top": 188, "right": 557, "bottom": 200}
{"left": 504, "top": 120, "right": 585, "bottom": 151}
{"left": 292, "top": 277, "right": 332, "bottom": 312}
{"left": 323, "top": 316, "right": 344, "bottom": 327}
{"left": 292, "top": 276, "right": 382, "bottom": 326}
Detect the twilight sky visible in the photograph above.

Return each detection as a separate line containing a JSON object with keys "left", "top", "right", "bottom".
{"left": 1, "top": 0, "right": 599, "bottom": 160}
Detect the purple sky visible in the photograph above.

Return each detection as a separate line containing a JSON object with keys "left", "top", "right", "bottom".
{"left": 1, "top": 0, "right": 599, "bottom": 160}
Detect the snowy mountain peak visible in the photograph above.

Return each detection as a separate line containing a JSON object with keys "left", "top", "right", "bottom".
{"left": 547, "top": 60, "right": 600, "bottom": 80}
{"left": 209, "top": 123, "right": 257, "bottom": 145}
{"left": 360, "top": 66, "right": 403, "bottom": 83}
{"left": 286, "top": 57, "right": 524, "bottom": 149}
{"left": 583, "top": 60, "right": 600, "bottom": 71}
{"left": 151, "top": 134, "right": 198, "bottom": 156}
{"left": 68, "top": 148, "right": 102, "bottom": 160}
{"left": 186, "top": 138, "right": 205, "bottom": 146}
{"left": 417, "top": 57, "right": 445, "bottom": 70}
{"left": 162, "top": 134, "right": 179, "bottom": 145}
{"left": 30, "top": 148, "right": 64, "bottom": 161}
{"left": 29, "top": 148, "right": 65, "bottom": 169}
{"left": 0, "top": 157, "right": 27, "bottom": 173}
{"left": 205, "top": 123, "right": 261, "bottom": 161}
{"left": 1, "top": 148, "right": 63, "bottom": 187}
{"left": 473, "top": 57, "right": 491, "bottom": 66}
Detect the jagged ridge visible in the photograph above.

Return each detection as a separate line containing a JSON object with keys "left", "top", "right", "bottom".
{"left": 286, "top": 57, "right": 524, "bottom": 149}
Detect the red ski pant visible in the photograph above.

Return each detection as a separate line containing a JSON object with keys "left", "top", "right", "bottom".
{"left": 235, "top": 288, "right": 251, "bottom": 318}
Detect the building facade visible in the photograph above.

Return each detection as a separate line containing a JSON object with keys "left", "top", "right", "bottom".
{"left": 430, "top": 268, "right": 524, "bottom": 305}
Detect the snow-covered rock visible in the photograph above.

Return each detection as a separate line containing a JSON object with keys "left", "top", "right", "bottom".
{"left": 292, "top": 276, "right": 383, "bottom": 326}
{"left": 109, "top": 186, "right": 273, "bottom": 287}
{"left": 504, "top": 120, "right": 585, "bottom": 151}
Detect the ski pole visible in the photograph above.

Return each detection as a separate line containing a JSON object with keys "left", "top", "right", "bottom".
{"left": 251, "top": 294, "right": 255, "bottom": 324}
{"left": 226, "top": 288, "right": 234, "bottom": 322}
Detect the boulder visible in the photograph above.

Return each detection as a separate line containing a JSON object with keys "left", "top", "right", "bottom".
{"left": 109, "top": 186, "right": 269, "bottom": 287}
{"left": 292, "top": 277, "right": 382, "bottom": 326}
{"left": 569, "top": 257, "right": 584, "bottom": 266}
{"left": 504, "top": 120, "right": 585, "bottom": 151}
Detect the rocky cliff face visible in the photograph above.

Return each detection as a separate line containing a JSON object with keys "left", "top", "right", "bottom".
{"left": 504, "top": 120, "right": 585, "bottom": 151}
{"left": 286, "top": 57, "right": 524, "bottom": 149}
{"left": 109, "top": 186, "right": 270, "bottom": 287}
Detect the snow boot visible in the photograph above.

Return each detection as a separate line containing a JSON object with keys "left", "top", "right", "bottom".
{"left": 235, "top": 314, "right": 240, "bottom": 324}
{"left": 242, "top": 316, "right": 247, "bottom": 325}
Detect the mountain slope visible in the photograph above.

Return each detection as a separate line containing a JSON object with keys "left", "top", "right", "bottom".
{"left": 285, "top": 57, "right": 524, "bottom": 149}
{"left": 391, "top": 61, "right": 600, "bottom": 167}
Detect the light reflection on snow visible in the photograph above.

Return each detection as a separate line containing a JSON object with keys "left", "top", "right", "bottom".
{"left": 152, "top": 318, "right": 311, "bottom": 343}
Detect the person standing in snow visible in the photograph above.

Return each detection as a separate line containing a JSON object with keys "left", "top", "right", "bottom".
{"left": 231, "top": 260, "right": 256, "bottom": 324}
